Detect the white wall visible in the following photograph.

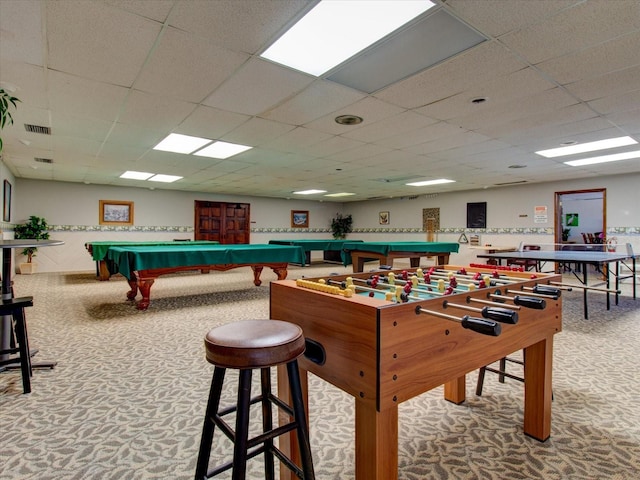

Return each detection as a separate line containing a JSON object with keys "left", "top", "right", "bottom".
{"left": 10, "top": 172, "right": 640, "bottom": 273}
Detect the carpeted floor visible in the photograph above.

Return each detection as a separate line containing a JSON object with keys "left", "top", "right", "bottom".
{"left": 1, "top": 263, "right": 639, "bottom": 479}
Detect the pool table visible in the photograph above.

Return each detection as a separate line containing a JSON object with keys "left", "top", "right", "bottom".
{"left": 85, "top": 240, "right": 218, "bottom": 280}
{"left": 106, "top": 243, "right": 306, "bottom": 310}
{"left": 341, "top": 241, "right": 460, "bottom": 272}
{"left": 268, "top": 239, "right": 363, "bottom": 266}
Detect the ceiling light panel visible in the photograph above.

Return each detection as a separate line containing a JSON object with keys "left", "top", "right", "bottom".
{"left": 327, "top": 9, "right": 487, "bottom": 93}
{"left": 120, "top": 170, "right": 154, "bottom": 180}
{"left": 535, "top": 136, "right": 637, "bottom": 158}
{"left": 193, "top": 141, "right": 253, "bottom": 159}
{"left": 406, "top": 178, "right": 455, "bottom": 187}
{"left": 260, "top": 0, "right": 435, "bottom": 76}
{"left": 564, "top": 150, "right": 640, "bottom": 166}
{"left": 153, "top": 133, "right": 212, "bottom": 154}
{"left": 148, "top": 174, "right": 183, "bottom": 183}
{"left": 293, "top": 189, "right": 327, "bottom": 195}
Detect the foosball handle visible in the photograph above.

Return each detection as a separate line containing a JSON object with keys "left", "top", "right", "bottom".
{"left": 482, "top": 307, "right": 519, "bottom": 324}
{"left": 461, "top": 316, "right": 502, "bottom": 336}
{"left": 533, "top": 285, "right": 561, "bottom": 297}
{"left": 513, "top": 295, "right": 546, "bottom": 310}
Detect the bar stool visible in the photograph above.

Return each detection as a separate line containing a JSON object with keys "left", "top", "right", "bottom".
{"left": 195, "top": 319, "right": 315, "bottom": 480}
{"left": 0, "top": 297, "right": 34, "bottom": 394}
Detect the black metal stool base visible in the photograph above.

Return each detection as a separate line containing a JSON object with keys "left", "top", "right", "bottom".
{"left": 195, "top": 360, "right": 315, "bottom": 480}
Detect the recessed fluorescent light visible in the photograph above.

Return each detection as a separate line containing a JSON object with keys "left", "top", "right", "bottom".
{"left": 193, "top": 141, "right": 253, "bottom": 159}
{"left": 535, "top": 136, "right": 637, "bottom": 158}
{"left": 324, "top": 192, "right": 356, "bottom": 197}
{"left": 260, "top": 0, "right": 435, "bottom": 76}
{"left": 406, "top": 179, "right": 455, "bottom": 187}
{"left": 293, "top": 189, "right": 327, "bottom": 195}
{"left": 153, "top": 133, "right": 212, "bottom": 154}
{"left": 564, "top": 150, "right": 640, "bottom": 167}
{"left": 120, "top": 171, "right": 154, "bottom": 180}
{"left": 148, "top": 174, "right": 183, "bottom": 183}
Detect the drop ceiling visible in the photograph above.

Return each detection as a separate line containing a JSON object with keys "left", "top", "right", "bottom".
{"left": 0, "top": 0, "right": 638, "bottom": 202}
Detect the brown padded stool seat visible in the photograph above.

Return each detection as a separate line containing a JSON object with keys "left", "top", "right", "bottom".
{"left": 204, "top": 319, "right": 305, "bottom": 369}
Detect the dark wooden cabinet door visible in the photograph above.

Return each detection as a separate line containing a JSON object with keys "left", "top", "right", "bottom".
{"left": 194, "top": 201, "right": 250, "bottom": 244}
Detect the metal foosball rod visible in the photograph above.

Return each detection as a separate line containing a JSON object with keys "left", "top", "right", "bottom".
{"left": 465, "top": 296, "right": 521, "bottom": 310}
{"left": 414, "top": 305, "right": 502, "bottom": 336}
{"left": 549, "top": 281, "right": 621, "bottom": 294}
{"left": 349, "top": 276, "right": 473, "bottom": 296}
{"left": 442, "top": 300, "right": 519, "bottom": 324}
{"left": 505, "top": 288, "right": 558, "bottom": 300}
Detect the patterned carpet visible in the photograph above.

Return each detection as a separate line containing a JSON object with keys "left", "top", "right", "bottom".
{"left": 1, "top": 263, "right": 639, "bottom": 479}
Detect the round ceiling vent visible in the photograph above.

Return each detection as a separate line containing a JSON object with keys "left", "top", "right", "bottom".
{"left": 335, "top": 115, "right": 363, "bottom": 125}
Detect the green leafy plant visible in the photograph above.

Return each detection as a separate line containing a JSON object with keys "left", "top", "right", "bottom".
{"left": 562, "top": 228, "right": 571, "bottom": 241}
{"left": 14, "top": 215, "right": 50, "bottom": 263}
{"left": 0, "top": 88, "right": 21, "bottom": 152}
{"left": 330, "top": 212, "right": 353, "bottom": 239}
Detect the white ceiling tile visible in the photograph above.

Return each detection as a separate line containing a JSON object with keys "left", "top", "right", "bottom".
{"left": 446, "top": 0, "right": 577, "bottom": 38}
{"left": 342, "top": 111, "right": 438, "bottom": 143}
{"left": 168, "top": 0, "right": 310, "bottom": 54}
{"left": 262, "top": 80, "right": 366, "bottom": 125}
{"left": 222, "top": 117, "right": 296, "bottom": 147}
{"left": 135, "top": 27, "right": 250, "bottom": 103}
{"left": 204, "top": 58, "right": 313, "bottom": 116}
{"left": 0, "top": 0, "right": 43, "bottom": 65}
{"left": 375, "top": 42, "right": 528, "bottom": 109}
{"left": 119, "top": 90, "right": 196, "bottom": 131}
{"left": 500, "top": 0, "right": 640, "bottom": 64}
{"left": 176, "top": 105, "right": 250, "bottom": 140}
{"left": 536, "top": 30, "right": 640, "bottom": 85}
{"left": 46, "top": 1, "right": 162, "bottom": 86}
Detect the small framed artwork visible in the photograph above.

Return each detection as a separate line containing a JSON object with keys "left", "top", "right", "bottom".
{"left": 379, "top": 211, "right": 389, "bottom": 225}
{"left": 565, "top": 213, "right": 579, "bottom": 226}
{"left": 99, "top": 200, "right": 134, "bottom": 226}
{"left": 3, "top": 180, "right": 11, "bottom": 222}
{"left": 466, "top": 202, "right": 487, "bottom": 229}
{"left": 291, "top": 210, "right": 309, "bottom": 228}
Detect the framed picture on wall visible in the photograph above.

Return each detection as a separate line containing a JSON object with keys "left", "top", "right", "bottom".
{"left": 99, "top": 200, "right": 134, "bottom": 226}
{"left": 379, "top": 211, "right": 389, "bottom": 225}
{"left": 291, "top": 210, "right": 309, "bottom": 228}
{"left": 3, "top": 180, "right": 11, "bottom": 222}
{"left": 466, "top": 202, "right": 487, "bottom": 228}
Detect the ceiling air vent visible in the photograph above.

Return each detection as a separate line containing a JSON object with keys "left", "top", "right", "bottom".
{"left": 24, "top": 124, "right": 51, "bottom": 135}
{"left": 494, "top": 180, "right": 527, "bottom": 186}
{"left": 34, "top": 157, "right": 53, "bottom": 164}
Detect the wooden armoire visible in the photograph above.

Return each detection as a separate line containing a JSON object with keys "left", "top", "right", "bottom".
{"left": 194, "top": 201, "right": 250, "bottom": 244}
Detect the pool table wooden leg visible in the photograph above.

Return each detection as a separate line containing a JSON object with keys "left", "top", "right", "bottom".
{"left": 251, "top": 266, "right": 263, "bottom": 286}
{"left": 132, "top": 277, "right": 154, "bottom": 310}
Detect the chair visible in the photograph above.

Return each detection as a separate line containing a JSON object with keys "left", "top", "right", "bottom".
{"left": 581, "top": 232, "right": 589, "bottom": 244}
{"left": 507, "top": 245, "right": 541, "bottom": 271}
{"left": 195, "top": 319, "right": 315, "bottom": 480}
{"left": 0, "top": 297, "right": 34, "bottom": 394}
{"left": 476, "top": 356, "right": 524, "bottom": 396}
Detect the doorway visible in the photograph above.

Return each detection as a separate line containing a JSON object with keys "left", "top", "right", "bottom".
{"left": 194, "top": 201, "right": 250, "bottom": 244}
{"left": 554, "top": 189, "right": 606, "bottom": 245}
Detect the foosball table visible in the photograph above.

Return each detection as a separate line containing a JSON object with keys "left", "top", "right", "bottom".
{"left": 270, "top": 265, "right": 563, "bottom": 480}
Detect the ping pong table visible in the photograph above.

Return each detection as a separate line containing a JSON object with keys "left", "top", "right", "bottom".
{"left": 477, "top": 244, "right": 637, "bottom": 319}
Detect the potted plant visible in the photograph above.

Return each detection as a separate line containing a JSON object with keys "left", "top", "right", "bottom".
{"left": 14, "top": 215, "right": 50, "bottom": 274}
{"left": 0, "top": 88, "right": 21, "bottom": 152}
{"left": 330, "top": 212, "right": 353, "bottom": 239}
{"left": 562, "top": 228, "right": 571, "bottom": 242}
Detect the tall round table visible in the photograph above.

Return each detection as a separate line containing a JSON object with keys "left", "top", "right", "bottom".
{"left": 0, "top": 239, "right": 64, "bottom": 367}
